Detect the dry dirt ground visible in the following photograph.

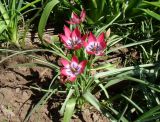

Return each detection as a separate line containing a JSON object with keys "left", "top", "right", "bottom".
{"left": 0, "top": 53, "right": 110, "bottom": 122}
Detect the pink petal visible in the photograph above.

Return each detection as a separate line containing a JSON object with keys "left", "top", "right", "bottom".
{"left": 74, "top": 27, "right": 81, "bottom": 37}
{"left": 97, "top": 33, "right": 105, "bottom": 42}
{"left": 71, "top": 27, "right": 80, "bottom": 39}
{"left": 71, "top": 12, "right": 79, "bottom": 19}
{"left": 71, "top": 55, "right": 79, "bottom": 63}
{"left": 66, "top": 20, "right": 76, "bottom": 24}
{"left": 59, "top": 34, "right": 68, "bottom": 44}
{"left": 69, "top": 12, "right": 81, "bottom": 24}
{"left": 60, "top": 59, "right": 70, "bottom": 67}
{"left": 64, "top": 26, "right": 71, "bottom": 38}
{"left": 82, "top": 34, "right": 87, "bottom": 41}
{"left": 61, "top": 68, "right": 69, "bottom": 76}
{"left": 88, "top": 32, "right": 96, "bottom": 43}
{"left": 83, "top": 41, "right": 88, "bottom": 47}
{"left": 65, "top": 45, "right": 72, "bottom": 49}
{"left": 100, "top": 41, "right": 106, "bottom": 49}
{"left": 80, "top": 9, "right": 86, "bottom": 22}
{"left": 72, "top": 12, "right": 80, "bottom": 20}
{"left": 86, "top": 50, "right": 95, "bottom": 55}
{"left": 69, "top": 75, "right": 76, "bottom": 82}
{"left": 74, "top": 45, "right": 82, "bottom": 50}
{"left": 79, "top": 60, "right": 87, "bottom": 73}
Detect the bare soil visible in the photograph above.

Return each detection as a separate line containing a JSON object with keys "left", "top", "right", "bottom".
{"left": 0, "top": 53, "right": 110, "bottom": 122}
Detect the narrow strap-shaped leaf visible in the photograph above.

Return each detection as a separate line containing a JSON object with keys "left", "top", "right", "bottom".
{"left": 95, "top": 12, "right": 121, "bottom": 36}
{"left": 0, "top": 1, "right": 10, "bottom": 25}
{"left": 121, "top": 94, "right": 144, "bottom": 113}
{"left": 83, "top": 91, "right": 120, "bottom": 121}
{"left": 135, "top": 105, "right": 160, "bottom": 122}
{"left": 140, "top": 9, "right": 160, "bottom": 21}
{"left": 19, "top": 0, "right": 41, "bottom": 12}
{"left": 63, "top": 98, "right": 77, "bottom": 122}
{"left": 94, "top": 63, "right": 157, "bottom": 78}
{"left": 143, "top": 1, "right": 160, "bottom": 8}
{"left": 59, "top": 88, "right": 74, "bottom": 115}
{"left": 83, "top": 91, "right": 101, "bottom": 111}
{"left": 38, "top": 0, "right": 59, "bottom": 41}
{"left": 95, "top": 79, "right": 109, "bottom": 98}
{"left": 107, "top": 39, "right": 154, "bottom": 54}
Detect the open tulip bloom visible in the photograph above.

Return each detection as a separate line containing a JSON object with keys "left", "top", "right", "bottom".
{"left": 66, "top": 9, "right": 86, "bottom": 24}
{"left": 84, "top": 32, "right": 107, "bottom": 56}
{"left": 60, "top": 56, "right": 87, "bottom": 82}
{"left": 59, "top": 26, "right": 86, "bottom": 50}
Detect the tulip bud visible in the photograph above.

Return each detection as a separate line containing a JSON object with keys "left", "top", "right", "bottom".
{"left": 106, "top": 28, "right": 111, "bottom": 38}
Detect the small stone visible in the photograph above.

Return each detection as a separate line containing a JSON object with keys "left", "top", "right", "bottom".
{"left": 22, "top": 91, "right": 29, "bottom": 99}
{"left": 16, "top": 88, "right": 20, "bottom": 93}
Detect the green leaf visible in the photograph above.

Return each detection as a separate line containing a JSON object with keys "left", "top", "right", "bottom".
{"left": 95, "top": 12, "right": 121, "bottom": 36}
{"left": 38, "top": 0, "right": 59, "bottom": 41}
{"left": 126, "top": 0, "right": 143, "bottom": 13}
{"left": 107, "top": 39, "right": 154, "bottom": 54}
{"left": 143, "top": 1, "right": 160, "bottom": 8}
{"left": 140, "top": 9, "right": 160, "bottom": 21}
{"left": 60, "top": 88, "right": 74, "bottom": 115}
{"left": 19, "top": 0, "right": 41, "bottom": 12}
{"left": 0, "top": 1, "right": 10, "bottom": 25}
{"left": 0, "top": 24, "right": 6, "bottom": 34}
{"left": 94, "top": 63, "right": 157, "bottom": 78}
{"left": 83, "top": 91, "right": 123, "bottom": 121}
{"left": 83, "top": 91, "right": 101, "bottom": 112}
{"left": 135, "top": 105, "right": 160, "bottom": 122}
{"left": 121, "top": 94, "right": 144, "bottom": 113}
{"left": 95, "top": 79, "right": 109, "bottom": 98}
{"left": 63, "top": 98, "right": 77, "bottom": 122}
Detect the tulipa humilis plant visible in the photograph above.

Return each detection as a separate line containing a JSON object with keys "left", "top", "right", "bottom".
{"left": 18, "top": 6, "right": 159, "bottom": 122}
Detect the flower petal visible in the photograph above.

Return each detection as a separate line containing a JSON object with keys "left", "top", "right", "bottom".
{"left": 71, "top": 55, "right": 79, "bottom": 64}
{"left": 60, "top": 59, "right": 70, "bottom": 67}
{"left": 59, "top": 34, "right": 68, "bottom": 44}
{"left": 72, "top": 12, "right": 79, "bottom": 19}
{"left": 73, "top": 27, "right": 81, "bottom": 37}
{"left": 82, "top": 34, "right": 87, "bottom": 41}
{"left": 69, "top": 75, "right": 76, "bottom": 81}
{"left": 80, "top": 9, "right": 86, "bottom": 22}
{"left": 86, "top": 50, "right": 95, "bottom": 55}
{"left": 66, "top": 20, "right": 76, "bottom": 24}
{"left": 97, "top": 33, "right": 105, "bottom": 42}
{"left": 68, "top": 12, "right": 81, "bottom": 24}
{"left": 61, "top": 68, "right": 69, "bottom": 76}
{"left": 74, "top": 45, "right": 82, "bottom": 50}
{"left": 79, "top": 60, "right": 87, "bottom": 73}
{"left": 64, "top": 26, "right": 71, "bottom": 38}
{"left": 100, "top": 41, "right": 106, "bottom": 49}
{"left": 88, "top": 32, "right": 96, "bottom": 43}
{"left": 83, "top": 41, "right": 88, "bottom": 47}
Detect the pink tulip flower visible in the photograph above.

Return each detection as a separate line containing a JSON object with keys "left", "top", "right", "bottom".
{"left": 59, "top": 26, "right": 86, "bottom": 50}
{"left": 67, "top": 9, "right": 86, "bottom": 24}
{"left": 60, "top": 56, "right": 87, "bottom": 82}
{"left": 84, "top": 32, "right": 106, "bottom": 56}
